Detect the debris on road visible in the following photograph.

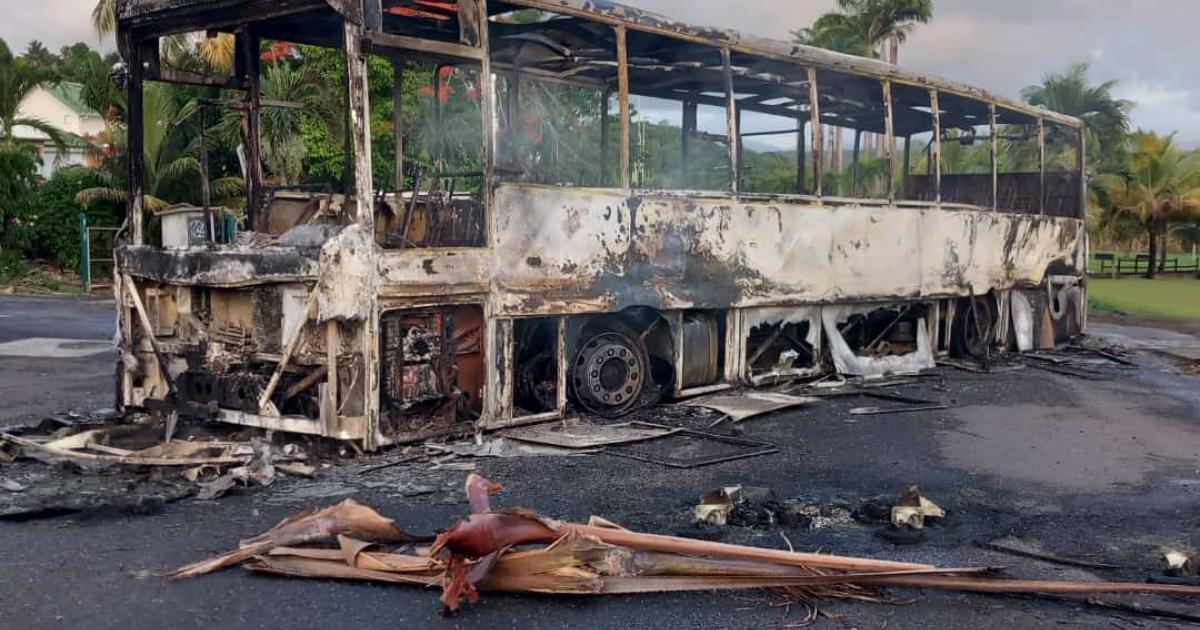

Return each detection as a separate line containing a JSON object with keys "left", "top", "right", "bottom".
{"left": 1161, "top": 548, "right": 1197, "bottom": 577}
{"left": 0, "top": 477, "right": 26, "bottom": 492}
{"left": 693, "top": 486, "right": 737, "bottom": 525}
{"left": 849, "top": 404, "right": 947, "bottom": 416}
{"left": 974, "top": 538, "right": 1120, "bottom": 571}
{"left": 681, "top": 391, "right": 818, "bottom": 427}
{"left": 890, "top": 485, "right": 945, "bottom": 530}
{"left": 169, "top": 473, "right": 1200, "bottom": 617}
{"left": 433, "top": 437, "right": 598, "bottom": 458}
{"left": 693, "top": 485, "right": 851, "bottom": 530}
{"left": 604, "top": 429, "right": 779, "bottom": 468}
{"left": 501, "top": 420, "right": 679, "bottom": 449}
{"left": 0, "top": 416, "right": 313, "bottom": 506}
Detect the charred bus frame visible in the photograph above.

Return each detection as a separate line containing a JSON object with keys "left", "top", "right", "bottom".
{"left": 114, "top": 0, "right": 1087, "bottom": 448}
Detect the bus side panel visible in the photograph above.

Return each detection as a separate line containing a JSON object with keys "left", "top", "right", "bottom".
{"left": 919, "top": 211, "right": 1086, "bottom": 296}
{"left": 490, "top": 184, "right": 1085, "bottom": 318}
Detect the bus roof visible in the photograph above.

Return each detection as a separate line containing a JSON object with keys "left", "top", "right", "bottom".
{"left": 508, "top": 0, "right": 1080, "bottom": 128}
{"left": 118, "top": 0, "right": 1081, "bottom": 128}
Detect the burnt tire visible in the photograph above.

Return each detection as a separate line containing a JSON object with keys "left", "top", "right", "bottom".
{"left": 569, "top": 329, "right": 649, "bottom": 417}
{"left": 952, "top": 295, "right": 995, "bottom": 359}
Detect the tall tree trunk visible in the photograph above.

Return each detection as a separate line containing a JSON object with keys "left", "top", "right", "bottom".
{"left": 1158, "top": 229, "right": 1168, "bottom": 273}
{"left": 1146, "top": 225, "right": 1158, "bottom": 279}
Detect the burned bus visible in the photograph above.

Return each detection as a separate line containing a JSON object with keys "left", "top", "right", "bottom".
{"left": 113, "top": 0, "right": 1086, "bottom": 447}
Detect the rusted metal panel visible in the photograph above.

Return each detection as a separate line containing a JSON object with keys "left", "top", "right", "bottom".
{"left": 120, "top": 246, "right": 319, "bottom": 286}
{"left": 118, "top": 0, "right": 336, "bottom": 37}
{"left": 487, "top": 184, "right": 1085, "bottom": 317}
{"left": 376, "top": 250, "right": 491, "bottom": 298}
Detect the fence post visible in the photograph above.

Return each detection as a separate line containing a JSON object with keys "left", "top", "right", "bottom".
{"left": 79, "top": 213, "right": 90, "bottom": 294}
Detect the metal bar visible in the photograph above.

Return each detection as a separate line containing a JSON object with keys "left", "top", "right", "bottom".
{"left": 149, "top": 68, "right": 242, "bottom": 89}
{"left": 555, "top": 317, "right": 568, "bottom": 414}
{"left": 616, "top": 25, "right": 631, "bottom": 189}
{"left": 807, "top": 67, "right": 821, "bottom": 197}
{"left": 196, "top": 97, "right": 305, "bottom": 110}
{"left": 989, "top": 102, "right": 998, "bottom": 210}
{"left": 1038, "top": 117, "right": 1046, "bottom": 216}
{"left": 344, "top": 21, "right": 375, "bottom": 231}
{"left": 127, "top": 42, "right": 145, "bottom": 245}
{"left": 433, "top": 64, "right": 446, "bottom": 164}
{"left": 506, "top": 67, "right": 521, "bottom": 171}
{"left": 883, "top": 81, "right": 895, "bottom": 203}
{"left": 722, "top": 47, "right": 739, "bottom": 195}
{"left": 392, "top": 60, "right": 404, "bottom": 192}
{"left": 365, "top": 31, "right": 485, "bottom": 61}
{"left": 323, "top": 321, "right": 340, "bottom": 437}
{"left": 681, "top": 100, "right": 696, "bottom": 184}
{"left": 851, "top": 129, "right": 862, "bottom": 196}
{"left": 930, "top": 89, "right": 941, "bottom": 204}
{"left": 741, "top": 128, "right": 803, "bottom": 138}
{"left": 198, "top": 106, "right": 215, "bottom": 245}
{"left": 79, "top": 214, "right": 90, "bottom": 293}
{"left": 476, "top": 0, "right": 495, "bottom": 248}
{"left": 797, "top": 111, "right": 806, "bottom": 193}
{"left": 1076, "top": 127, "right": 1086, "bottom": 219}
{"left": 600, "top": 88, "right": 611, "bottom": 186}
{"left": 239, "top": 31, "right": 264, "bottom": 232}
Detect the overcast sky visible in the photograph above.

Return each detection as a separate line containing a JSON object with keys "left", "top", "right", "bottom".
{"left": 8, "top": 0, "right": 1199, "bottom": 144}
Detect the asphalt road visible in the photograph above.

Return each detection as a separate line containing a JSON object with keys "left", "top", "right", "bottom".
{"left": 0, "top": 295, "right": 117, "bottom": 426}
{"left": 1, "top": 296, "right": 1199, "bottom": 629}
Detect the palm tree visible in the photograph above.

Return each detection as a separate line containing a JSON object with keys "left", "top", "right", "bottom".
{"left": 793, "top": 0, "right": 932, "bottom": 168}
{"left": 1097, "top": 132, "right": 1200, "bottom": 278}
{"left": 92, "top": 0, "right": 234, "bottom": 71}
{"left": 0, "top": 40, "right": 67, "bottom": 152}
{"left": 792, "top": 0, "right": 933, "bottom": 63}
{"left": 77, "top": 82, "right": 241, "bottom": 213}
{"left": 24, "top": 41, "right": 56, "bottom": 71}
{"left": 1021, "top": 63, "right": 1132, "bottom": 162}
{"left": 0, "top": 39, "right": 69, "bottom": 247}
{"left": 91, "top": 0, "right": 116, "bottom": 38}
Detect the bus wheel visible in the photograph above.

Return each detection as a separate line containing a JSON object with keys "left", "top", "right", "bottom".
{"left": 953, "top": 296, "right": 994, "bottom": 358}
{"left": 570, "top": 330, "right": 648, "bottom": 417}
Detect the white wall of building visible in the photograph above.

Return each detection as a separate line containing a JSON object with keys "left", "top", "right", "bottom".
{"left": 13, "top": 85, "right": 105, "bottom": 178}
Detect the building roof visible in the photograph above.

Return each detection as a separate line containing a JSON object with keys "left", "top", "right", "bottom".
{"left": 43, "top": 82, "right": 97, "bottom": 117}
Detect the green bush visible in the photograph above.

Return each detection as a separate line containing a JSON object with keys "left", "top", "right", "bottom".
{"left": 0, "top": 145, "right": 40, "bottom": 250}
{"left": 15, "top": 166, "right": 121, "bottom": 270}
{"left": 0, "top": 249, "right": 26, "bottom": 284}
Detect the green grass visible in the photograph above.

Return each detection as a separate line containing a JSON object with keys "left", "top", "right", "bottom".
{"left": 1088, "top": 277, "right": 1200, "bottom": 320}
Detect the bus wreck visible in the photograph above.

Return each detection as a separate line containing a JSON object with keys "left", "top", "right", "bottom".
{"left": 113, "top": 0, "right": 1087, "bottom": 448}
